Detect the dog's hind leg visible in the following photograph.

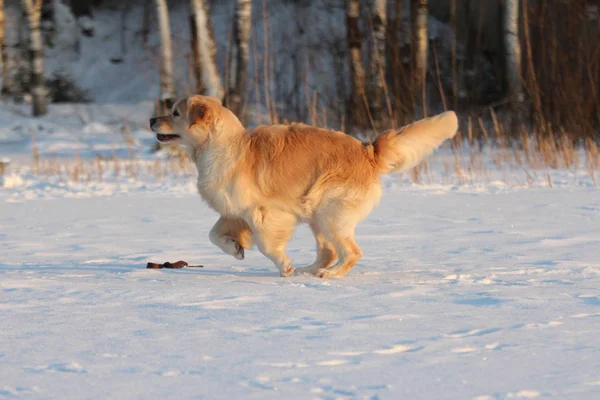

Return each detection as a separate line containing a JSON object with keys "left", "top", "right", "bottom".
{"left": 209, "top": 217, "right": 254, "bottom": 260}
{"left": 295, "top": 222, "right": 337, "bottom": 276}
{"left": 247, "top": 208, "right": 296, "bottom": 277}
{"left": 317, "top": 234, "right": 363, "bottom": 279}
{"left": 313, "top": 211, "right": 364, "bottom": 279}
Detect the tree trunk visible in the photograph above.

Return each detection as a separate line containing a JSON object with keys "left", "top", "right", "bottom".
{"left": 22, "top": 0, "right": 47, "bottom": 116}
{"left": 346, "top": 0, "right": 367, "bottom": 129}
{"left": 227, "top": 0, "right": 251, "bottom": 121}
{"left": 504, "top": 0, "right": 523, "bottom": 120}
{"left": 0, "top": 0, "right": 8, "bottom": 95}
{"left": 386, "top": 0, "right": 410, "bottom": 124}
{"left": 450, "top": 0, "right": 457, "bottom": 110}
{"left": 386, "top": 0, "right": 401, "bottom": 88}
{"left": 190, "top": 0, "right": 224, "bottom": 100}
{"left": 411, "top": 0, "right": 428, "bottom": 117}
{"left": 155, "top": 0, "right": 175, "bottom": 106}
{"left": 369, "top": 0, "right": 386, "bottom": 122}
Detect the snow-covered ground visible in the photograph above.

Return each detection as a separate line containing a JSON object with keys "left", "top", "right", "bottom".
{"left": 1, "top": 103, "right": 600, "bottom": 399}
{"left": 2, "top": 164, "right": 600, "bottom": 399}
{"left": 2, "top": 1, "right": 599, "bottom": 396}
{"left": 1, "top": 189, "right": 600, "bottom": 400}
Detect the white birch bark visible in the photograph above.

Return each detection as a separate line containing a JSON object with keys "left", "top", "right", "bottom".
{"left": 504, "top": 0, "right": 523, "bottom": 107}
{"left": 22, "top": 0, "right": 47, "bottom": 116}
{"left": 190, "top": 0, "right": 223, "bottom": 99}
{"left": 227, "top": 0, "right": 251, "bottom": 118}
{"left": 411, "top": 0, "right": 428, "bottom": 88}
{"left": 369, "top": 0, "right": 386, "bottom": 118}
{"left": 155, "top": 0, "right": 175, "bottom": 101}
{"left": 411, "top": 0, "right": 428, "bottom": 117}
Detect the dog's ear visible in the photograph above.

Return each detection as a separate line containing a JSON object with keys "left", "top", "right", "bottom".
{"left": 187, "top": 99, "right": 216, "bottom": 130}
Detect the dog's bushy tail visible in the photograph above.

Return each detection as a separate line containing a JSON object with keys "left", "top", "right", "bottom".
{"left": 373, "top": 111, "right": 458, "bottom": 174}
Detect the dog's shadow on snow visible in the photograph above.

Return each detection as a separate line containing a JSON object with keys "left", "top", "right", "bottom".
{"left": 147, "top": 267, "right": 328, "bottom": 280}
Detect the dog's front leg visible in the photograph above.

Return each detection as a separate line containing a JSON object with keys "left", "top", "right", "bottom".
{"left": 209, "top": 216, "right": 254, "bottom": 260}
{"left": 247, "top": 208, "right": 296, "bottom": 277}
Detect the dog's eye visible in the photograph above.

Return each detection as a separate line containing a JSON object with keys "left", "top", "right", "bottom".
{"left": 173, "top": 110, "right": 180, "bottom": 117}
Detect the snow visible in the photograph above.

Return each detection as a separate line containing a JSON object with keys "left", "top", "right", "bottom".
{"left": 0, "top": 100, "right": 156, "bottom": 161}
{"left": 2, "top": 2, "right": 599, "bottom": 398}
{"left": 2, "top": 169, "right": 600, "bottom": 398}
{"left": 1, "top": 51, "right": 599, "bottom": 398}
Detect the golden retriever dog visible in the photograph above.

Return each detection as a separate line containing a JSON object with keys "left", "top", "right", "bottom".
{"left": 150, "top": 95, "right": 458, "bottom": 278}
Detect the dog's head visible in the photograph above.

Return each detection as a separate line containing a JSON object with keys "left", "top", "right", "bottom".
{"left": 149, "top": 95, "right": 243, "bottom": 148}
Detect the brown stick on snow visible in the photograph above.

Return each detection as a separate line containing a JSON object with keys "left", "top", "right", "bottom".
{"left": 146, "top": 261, "right": 204, "bottom": 269}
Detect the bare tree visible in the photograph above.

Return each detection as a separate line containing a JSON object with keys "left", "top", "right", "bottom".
{"left": 369, "top": 0, "right": 386, "bottom": 123}
{"left": 155, "top": 0, "right": 175, "bottom": 107}
{"left": 226, "top": 0, "right": 252, "bottom": 121}
{"left": 22, "top": 0, "right": 47, "bottom": 116}
{"left": 346, "top": 0, "right": 367, "bottom": 128}
{"left": 411, "top": 0, "right": 428, "bottom": 117}
{"left": 450, "top": 0, "right": 457, "bottom": 110}
{"left": 0, "top": 0, "right": 8, "bottom": 95}
{"left": 386, "top": 1, "right": 401, "bottom": 86}
{"left": 190, "top": 0, "right": 223, "bottom": 99}
{"left": 504, "top": 0, "right": 523, "bottom": 121}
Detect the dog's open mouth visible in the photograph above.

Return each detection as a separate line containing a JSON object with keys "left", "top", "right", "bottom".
{"left": 156, "top": 133, "right": 181, "bottom": 142}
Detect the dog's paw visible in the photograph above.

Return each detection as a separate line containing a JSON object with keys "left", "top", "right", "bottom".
{"left": 316, "top": 268, "right": 336, "bottom": 279}
{"left": 280, "top": 266, "right": 295, "bottom": 277}
{"left": 233, "top": 242, "right": 245, "bottom": 260}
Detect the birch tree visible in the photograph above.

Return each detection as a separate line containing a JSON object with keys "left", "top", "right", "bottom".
{"left": 346, "top": 0, "right": 367, "bottom": 127}
{"left": 155, "top": 0, "right": 175, "bottom": 106}
{"left": 369, "top": 0, "right": 386, "bottom": 122}
{"left": 0, "top": 0, "right": 8, "bottom": 95}
{"left": 22, "top": 0, "right": 47, "bottom": 116}
{"left": 504, "top": 0, "right": 523, "bottom": 119}
{"left": 190, "top": 0, "right": 223, "bottom": 99}
{"left": 411, "top": 0, "right": 428, "bottom": 116}
{"left": 227, "top": 0, "right": 251, "bottom": 121}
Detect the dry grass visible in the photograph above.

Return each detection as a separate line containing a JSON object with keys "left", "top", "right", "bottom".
{"left": 27, "top": 136, "right": 196, "bottom": 185}
{"left": 28, "top": 155, "right": 195, "bottom": 184}
{"left": 22, "top": 119, "right": 599, "bottom": 190}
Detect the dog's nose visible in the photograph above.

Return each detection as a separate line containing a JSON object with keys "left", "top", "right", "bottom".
{"left": 149, "top": 117, "right": 157, "bottom": 126}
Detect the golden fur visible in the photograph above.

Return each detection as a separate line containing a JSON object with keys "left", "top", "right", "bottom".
{"left": 150, "top": 95, "right": 458, "bottom": 278}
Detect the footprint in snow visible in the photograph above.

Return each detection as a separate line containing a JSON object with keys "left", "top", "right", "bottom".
{"left": 578, "top": 294, "right": 600, "bottom": 306}
{"left": 443, "top": 327, "right": 502, "bottom": 338}
{"left": 27, "top": 362, "right": 87, "bottom": 374}
{"left": 374, "top": 344, "right": 422, "bottom": 354}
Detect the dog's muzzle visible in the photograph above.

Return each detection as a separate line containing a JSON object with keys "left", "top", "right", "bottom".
{"left": 149, "top": 117, "right": 181, "bottom": 142}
